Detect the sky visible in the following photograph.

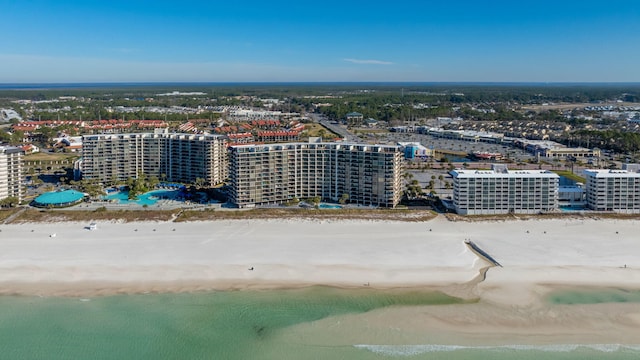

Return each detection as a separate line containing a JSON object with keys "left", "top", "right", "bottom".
{"left": 0, "top": 0, "right": 639, "bottom": 83}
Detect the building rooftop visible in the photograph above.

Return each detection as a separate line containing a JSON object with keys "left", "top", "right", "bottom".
{"left": 583, "top": 170, "right": 640, "bottom": 177}
{"left": 583, "top": 164, "right": 640, "bottom": 177}
{"left": 451, "top": 165, "right": 559, "bottom": 179}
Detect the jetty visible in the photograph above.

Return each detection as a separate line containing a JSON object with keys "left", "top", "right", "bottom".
{"left": 464, "top": 239, "right": 502, "bottom": 267}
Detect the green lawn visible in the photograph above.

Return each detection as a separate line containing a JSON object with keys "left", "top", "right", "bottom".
{"left": 552, "top": 170, "right": 586, "bottom": 183}
{"left": 24, "top": 152, "right": 79, "bottom": 162}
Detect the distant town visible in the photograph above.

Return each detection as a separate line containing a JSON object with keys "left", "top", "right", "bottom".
{"left": 1, "top": 83, "right": 640, "bottom": 215}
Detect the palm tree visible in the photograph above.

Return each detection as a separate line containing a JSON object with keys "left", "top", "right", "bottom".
{"left": 194, "top": 177, "right": 207, "bottom": 188}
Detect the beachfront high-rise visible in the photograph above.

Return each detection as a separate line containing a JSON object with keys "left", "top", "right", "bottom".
{"left": 81, "top": 132, "right": 228, "bottom": 186}
{"left": 0, "top": 146, "right": 24, "bottom": 203}
{"left": 228, "top": 141, "right": 403, "bottom": 208}
{"left": 450, "top": 164, "right": 559, "bottom": 215}
{"left": 583, "top": 164, "right": 640, "bottom": 213}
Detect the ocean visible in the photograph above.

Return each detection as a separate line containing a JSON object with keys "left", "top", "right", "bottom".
{"left": 0, "top": 287, "right": 638, "bottom": 359}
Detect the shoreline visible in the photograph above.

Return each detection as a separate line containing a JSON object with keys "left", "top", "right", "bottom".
{"left": 2, "top": 215, "right": 640, "bottom": 348}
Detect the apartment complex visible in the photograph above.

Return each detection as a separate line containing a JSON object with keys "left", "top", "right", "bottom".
{"left": 228, "top": 142, "right": 403, "bottom": 208}
{"left": 583, "top": 164, "right": 640, "bottom": 213}
{"left": 81, "top": 132, "right": 228, "bottom": 186}
{"left": 0, "top": 146, "right": 24, "bottom": 202}
{"left": 451, "top": 164, "right": 559, "bottom": 215}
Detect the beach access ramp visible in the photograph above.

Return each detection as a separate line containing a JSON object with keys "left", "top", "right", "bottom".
{"left": 464, "top": 240, "right": 502, "bottom": 267}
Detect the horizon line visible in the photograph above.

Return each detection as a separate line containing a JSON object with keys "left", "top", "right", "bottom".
{"left": 1, "top": 81, "right": 640, "bottom": 90}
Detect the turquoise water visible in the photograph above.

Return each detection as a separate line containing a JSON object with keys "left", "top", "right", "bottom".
{"left": 103, "top": 190, "right": 179, "bottom": 206}
{"left": 559, "top": 205, "right": 586, "bottom": 212}
{"left": 547, "top": 288, "right": 640, "bottom": 305}
{"left": 0, "top": 287, "right": 637, "bottom": 359}
{"left": 319, "top": 203, "right": 342, "bottom": 209}
{"left": 33, "top": 189, "right": 85, "bottom": 206}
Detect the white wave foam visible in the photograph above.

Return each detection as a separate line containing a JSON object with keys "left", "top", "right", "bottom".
{"left": 353, "top": 344, "right": 640, "bottom": 356}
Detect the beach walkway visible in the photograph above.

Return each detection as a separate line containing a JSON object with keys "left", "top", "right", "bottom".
{"left": 2, "top": 207, "right": 26, "bottom": 225}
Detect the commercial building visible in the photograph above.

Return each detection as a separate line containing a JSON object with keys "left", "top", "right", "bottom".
{"left": 0, "top": 146, "right": 24, "bottom": 202}
{"left": 229, "top": 141, "right": 403, "bottom": 208}
{"left": 345, "top": 112, "right": 364, "bottom": 123}
{"left": 398, "top": 142, "right": 432, "bottom": 160}
{"left": 450, "top": 164, "right": 559, "bottom": 215}
{"left": 583, "top": 164, "right": 640, "bottom": 213}
{"left": 81, "top": 132, "right": 227, "bottom": 186}
{"left": 424, "top": 128, "right": 506, "bottom": 143}
{"left": 514, "top": 139, "right": 601, "bottom": 159}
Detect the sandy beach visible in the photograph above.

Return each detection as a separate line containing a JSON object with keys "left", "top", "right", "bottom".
{"left": 0, "top": 215, "right": 639, "bottom": 299}
{"left": 1, "top": 215, "right": 640, "bottom": 346}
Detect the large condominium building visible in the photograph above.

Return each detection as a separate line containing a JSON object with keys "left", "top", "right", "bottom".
{"left": 0, "top": 146, "right": 24, "bottom": 202}
{"left": 583, "top": 164, "right": 640, "bottom": 213}
{"left": 82, "top": 132, "right": 228, "bottom": 186}
{"left": 229, "top": 142, "right": 403, "bottom": 208}
{"left": 450, "top": 164, "right": 559, "bottom": 215}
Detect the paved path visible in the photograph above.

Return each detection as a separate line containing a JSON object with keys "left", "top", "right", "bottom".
{"left": 2, "top": 207, "right": 27, "bottom": 224}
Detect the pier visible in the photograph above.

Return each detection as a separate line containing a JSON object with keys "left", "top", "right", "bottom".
{"left": 464, "top": 239, "right": 502, "bottom": 267}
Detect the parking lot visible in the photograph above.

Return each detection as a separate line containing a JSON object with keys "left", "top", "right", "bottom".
{"left": 381, "top": 132, "right": 536, "bottom": 163}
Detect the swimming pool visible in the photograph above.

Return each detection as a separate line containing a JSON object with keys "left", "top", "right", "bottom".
{"left": 33, "top": 189, "right": 86, "bottom": 207}
{"left": 103, "top": 190, "right": 180, "bottom": 206}
{"left": 318, "top": 203, "right": 342, "bottom": 209}
{"left": 559, "top": 205, "right": 586, "bottom": 212}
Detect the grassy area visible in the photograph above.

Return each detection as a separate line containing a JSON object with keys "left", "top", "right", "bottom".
{"left": 2, "top": 207, "right": 437, "bottom": 223}
{"left": 175, "top": 208, "right": 437, "bottom": 222}
{"left": 24, "top": 152, "right": 79, "bottom": 162}
{"left": 552, "top": 170, "right": 586, "bottom": 183}
{"left": 5, "top": 206, "right": 640, "bottom": 224}
{"left": 303, "top": 123, "right": 339, "bottom": 139}
{"left": 445, "top": 212, "right": 640, "bottom": 222}
{"left": 0, "top": 209, "right": 21, "bottom": 222}
{"left": 7, "top": 208, "right": 179, "bottom": 223}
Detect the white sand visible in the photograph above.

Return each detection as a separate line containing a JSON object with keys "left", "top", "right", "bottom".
{"left": 0, "top": 215, "right": 639, "bottom": 304}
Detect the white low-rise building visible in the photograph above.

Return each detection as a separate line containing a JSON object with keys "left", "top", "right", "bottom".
{"left": 583, "top": 164, "right": 640, "bottom": 213}
{"left": 558, "top": 184, "right": 585, "bottom": 205}
{"left": 0, "top": 109, "right": 22, "bottom": 122}
{"left": 451, "top": 164, "right": 559, "bottom": 215}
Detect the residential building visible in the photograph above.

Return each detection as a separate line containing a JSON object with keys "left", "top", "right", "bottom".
{"left": 12, "top": 119, "right": 169, "bottom": 134}
{"left": 228, "top": 141, "right": 403, "bottom": 208}
{"left": 451, "top": 164, "right": 559, "bottom": 215}
{"left": 81, "top": 132, "right": 227, "bottom": 186}
{"left": 0, "top": 146, "right": 24, "bottom": 202}
{"left": 558, "top": 184, "right": 585, "bottom": 208}
{"left": 583, "top": 164, "right": 640, "bottom": 213}
{"left": 227, "top": 132, "right": 255, "bottom": 145}
{"left": 256, "top": 130, "right": 300, "bottom": 143}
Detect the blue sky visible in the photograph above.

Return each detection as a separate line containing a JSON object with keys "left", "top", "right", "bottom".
{"left": 1, "top": 0, "right": 638, "bottom": 82}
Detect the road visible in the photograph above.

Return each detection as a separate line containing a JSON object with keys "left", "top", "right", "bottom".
{"left": 308, "top": 113, "right": 362, "bottom": 142}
